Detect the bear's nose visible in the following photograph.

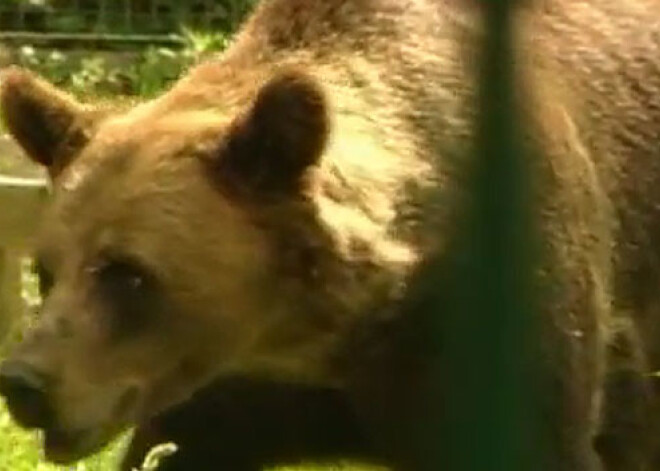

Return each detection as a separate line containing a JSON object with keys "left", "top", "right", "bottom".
{"left": 0, "top": 360, "right": 54, "bottom": 429}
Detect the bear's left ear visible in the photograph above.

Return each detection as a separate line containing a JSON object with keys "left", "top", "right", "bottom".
{"left": 0, "top": 66, "right": 96, "bottom": 179}
{"left": 213, "top": 70, "right": 329, "bottom": 197}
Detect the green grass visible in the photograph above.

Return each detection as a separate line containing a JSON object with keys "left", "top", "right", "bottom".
{"left": 0, "top": 401, "right": 126, "bottom": 470}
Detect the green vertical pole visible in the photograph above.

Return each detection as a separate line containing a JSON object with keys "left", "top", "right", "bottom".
{"left": 17, "top": 1, "right": 24, "bottom": 31}
{"left": 98, "top": 0, "right": 106, "bottom": 32}
{"left": 434, "top": 0, "right": 547, "bottom": 469}
{"left": 124, "top": 0, "right": 132, "bottom": 33}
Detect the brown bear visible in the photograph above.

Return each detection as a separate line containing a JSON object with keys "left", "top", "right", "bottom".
{"left": 2, "top": 0, "right": 660, "bottom": 470}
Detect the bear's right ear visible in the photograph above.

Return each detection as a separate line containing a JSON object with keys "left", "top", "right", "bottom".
{"left": 0, "top": 66, "right": 94, "bottom": 177}
{"left": 211, "top": 69, "right": 329, "bottom": 199}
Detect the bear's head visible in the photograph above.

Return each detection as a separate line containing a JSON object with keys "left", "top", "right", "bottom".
{"left": 0, "top": 66, "right": 340, "bottom": 463}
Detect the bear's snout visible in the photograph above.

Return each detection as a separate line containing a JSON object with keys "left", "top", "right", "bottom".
{"left": 0, "top": 359, "right": 55, "bottom": 429}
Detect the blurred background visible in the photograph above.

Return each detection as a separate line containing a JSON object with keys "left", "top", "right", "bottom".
{"left": 0, "top": 0, "right": 256, "bottom": 98}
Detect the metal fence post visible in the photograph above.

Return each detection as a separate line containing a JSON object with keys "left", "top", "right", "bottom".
{"left": 429, "top": 0, "right": 547, "bottom": 469}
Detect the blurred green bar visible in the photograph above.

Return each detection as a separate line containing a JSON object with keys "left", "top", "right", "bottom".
{"left": 429, "top": 0, "right": 547, "bottom": 469}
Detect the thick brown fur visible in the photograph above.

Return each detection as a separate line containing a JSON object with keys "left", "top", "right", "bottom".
{"left": 1, "top": 0, "right": 660, "bottom": 470}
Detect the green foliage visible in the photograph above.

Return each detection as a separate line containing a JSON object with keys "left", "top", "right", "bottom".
{"left": 10, "top": 28, "right": 230, "bottom": 98}
{"left": 0, "top": 402, "right": 127, "bottom": 471}
{"left": 129, "top": 28, "right": 230, "bottom": 97}
{"left": 180, "top": 26, "right": 232, "bottom": 58}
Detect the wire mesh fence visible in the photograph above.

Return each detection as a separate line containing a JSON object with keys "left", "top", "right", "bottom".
{"left": 0, "top": 0, "right": 251, "bottom": 35}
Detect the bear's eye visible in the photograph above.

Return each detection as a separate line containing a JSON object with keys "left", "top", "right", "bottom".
{"left": 93, "top": 256, "right": 159, "bottom": 337}
{"left": 34, "top": 260, "right": 54, "bottom": 298}
{"left": 94, "top": 257, "right": 154, "bottom": 301}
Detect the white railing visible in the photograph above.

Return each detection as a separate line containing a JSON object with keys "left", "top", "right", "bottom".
{"left": 0, "top": 135, "right": 47, "bottom": 343}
